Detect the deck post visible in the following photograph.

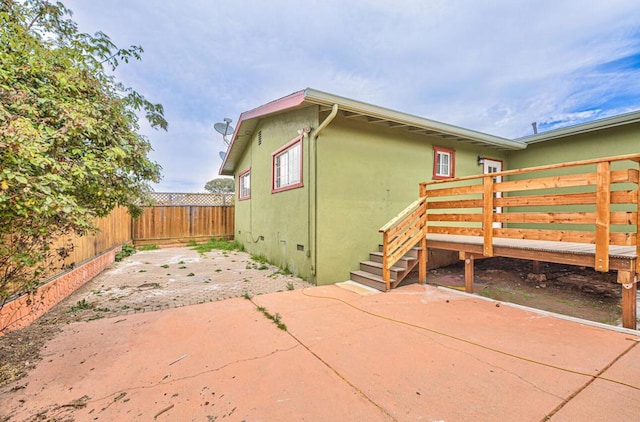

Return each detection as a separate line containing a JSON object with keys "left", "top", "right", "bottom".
{"left": 463, "top": 253, "right": 474, "bottom": 293}
{"left": 482, "top": 175, "right": 494, "bottom": 257}
{"left": 637, "top": 160, "right": 640, "bottom": 274}
{"left": 419, "top": 236, "right": 427, "bottom": 284}
{"left": 419, "top": 188, "right": 428, "bottom": 284}
{"left": 619, "top": 271, "right": 637, "bottom": 330}
{"left": 382, "top": 231, "right": 391, "bottom": 291}
{"left": 532, "top": 260, "right": 541, "bottom": 274}
{"left": 595, "top": 161, "right": 611, "bottom": 272}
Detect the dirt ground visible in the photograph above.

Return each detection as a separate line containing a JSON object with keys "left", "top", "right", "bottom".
{"left": 0, "top": 248, "right": 632, "bottom": 393}
{"left": 426, "top": 257, "right": 624, "bottom": 326}
{"left": 0, "top": 246, "right": 313, "bottom": 388}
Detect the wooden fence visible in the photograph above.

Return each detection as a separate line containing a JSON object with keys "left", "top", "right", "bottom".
{"left": 1, "top": 203, "right": 235, "bottom": 333}
{"left": 48, "top": 207, "right": 132, "bottom": 273}
{"left": 132, "top": 205, "right": 235, "bottom": 245}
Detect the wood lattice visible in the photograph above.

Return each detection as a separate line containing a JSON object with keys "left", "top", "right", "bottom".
{"left": 149, "top": 192, "right": 234, "bottom": 206}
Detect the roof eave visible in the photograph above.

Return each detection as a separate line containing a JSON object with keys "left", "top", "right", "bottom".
{"left": 303, "top": 88, "right": 527, "bottom": 150}
{"left": 518, "top": 110, "right": 640, "bottom": 144}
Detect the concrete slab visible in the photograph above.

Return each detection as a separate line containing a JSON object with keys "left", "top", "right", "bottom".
{"left": 2, "top": 284, "right": 639, "bottom": 421}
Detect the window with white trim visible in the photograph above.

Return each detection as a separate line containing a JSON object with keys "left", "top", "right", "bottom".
{"left": 272, "top": 137, "right": 302, "bottom": 192}
{"left": 433, "top": 146, "right": 455, "bottom": 179}
{"left": 238, "top": 169, "right": 250, "bottom": 200}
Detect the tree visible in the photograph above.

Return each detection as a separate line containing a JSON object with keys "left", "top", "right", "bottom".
{"left": 204, "top": 178, "right": 235, "bottom": 194}
{"left": 0, "top": 0, "right": 167, "bottom": 311}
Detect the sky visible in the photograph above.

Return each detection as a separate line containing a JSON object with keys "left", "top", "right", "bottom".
{"left": 63, "top": 0, "right": 640, "bottom": 192}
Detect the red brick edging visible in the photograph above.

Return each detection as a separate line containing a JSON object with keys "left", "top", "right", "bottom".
{"left": 0, "top": 245, "right": 122, "bottom": 335}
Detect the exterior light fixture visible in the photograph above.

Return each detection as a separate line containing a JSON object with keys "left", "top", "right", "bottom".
{"left": 477, "top": 155, "right": 484, "bottom": 166}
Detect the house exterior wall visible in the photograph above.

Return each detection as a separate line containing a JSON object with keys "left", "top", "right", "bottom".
{"left": 508, "top": 123, "right": 640, "bottom": 168}
{"left": 233, "top": 106, "right": 318, "bottom": 280}
{"left": 314, "top": 116, "right": 508, "bottom": 284}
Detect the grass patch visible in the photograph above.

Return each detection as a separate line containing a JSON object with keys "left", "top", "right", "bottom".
{"left": 270, "top": 265, "right": 293, "bottom": 278}
{"left": 262, "top": 310, "right": 287, "bottom": 331}
{"left": 69, "top": 299, "right": 93, "bottom": 313}
{"left": 138, "top": 244, "right": 160, "bottom": 251}
{"left": 250, "top": 254, "right": 269, "bottom": 264}
{"left": 186, "top": 272, "right": 195, "bottom": 277}
{"left": 192, "top": 238, "right": 243, "bottom": 254}
{"left": 286, "top": 281, "right": 295, "bottom": 291}
{"left": 160, "top": 264, "right": 169, "bottom": 269}
{"left": 115, "top": 244, "right": 136, "bottom": 262}
{"left": 244, "top": 297, "right": 287, "bottom": 331}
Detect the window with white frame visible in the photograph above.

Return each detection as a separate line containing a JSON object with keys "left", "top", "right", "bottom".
{"left": 238, "top": 169, "right": 251, "bottom": 200}
{"left": 272, "top": 136, "right": 302, "bottom": 192}
{"left": 433, "top": 146, "right": 455, "bottom": 179}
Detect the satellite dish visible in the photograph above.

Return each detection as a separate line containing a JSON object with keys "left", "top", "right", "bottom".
{"left": 214, "top": 122, "right": 234, "bottom": 135}
{"left": 219, "top": 151, "right": 226, "bottom": 160}
{"left": 215, "top": 118, "right": 234, "bottom": 147}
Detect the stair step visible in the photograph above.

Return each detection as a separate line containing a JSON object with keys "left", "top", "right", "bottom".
{"left": 369, "top": 252, "right": 416, "bottom": 268}
{"left": 360, "top": 260, "right": 405, "bottom": 278}
{"left": 377, "top": 245, "right": 423, "bottom": 258}
{"left": 350, "top": 270, "right": 391, "bottom": 292}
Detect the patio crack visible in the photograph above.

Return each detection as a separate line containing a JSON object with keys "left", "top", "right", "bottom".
{"left": 540, "top": 340, "right": 639, "bottom": 421}
{"left": 87, "top": 344, "right": 301, "bottom": 405}
{"left": 284, "top": 329, "right": 399, "bottom": 422}
{"left": 412, "top": 329, "right": 565, "bottom": 400}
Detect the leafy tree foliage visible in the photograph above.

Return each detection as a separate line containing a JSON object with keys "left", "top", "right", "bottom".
{"left": 204, "top": 178, "right": 235, "bottom": 194}
{"left": 0, "top": 0, "right": 167, "bottom": 311}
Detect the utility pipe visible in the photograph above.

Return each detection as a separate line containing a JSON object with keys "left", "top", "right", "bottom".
{"left": 309, "top": 104, "right": 338, "bottom": 279}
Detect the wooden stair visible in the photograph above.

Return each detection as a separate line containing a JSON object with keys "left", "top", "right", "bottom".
{"left": 350, "top": 246, "right": 421, "bottom": 291}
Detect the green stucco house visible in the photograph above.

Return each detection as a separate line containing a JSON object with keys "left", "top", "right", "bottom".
{"left": 219, "top": 88, "right": 640, "bottom": 286}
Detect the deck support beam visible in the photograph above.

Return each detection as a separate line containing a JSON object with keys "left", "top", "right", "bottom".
{"left": 532, "top": 260, "right": 541, "bottom": 274}
{"left": 461, "top": 252, "right": 475, "bottom": 293}
{"left": 419, "top": 236, "right": 427, "bottom": 284}
{"left": 619, "top": 271, "right": 637, "bottom": 330}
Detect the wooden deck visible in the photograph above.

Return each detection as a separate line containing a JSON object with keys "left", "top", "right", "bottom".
{"left": 427, "top": 234, "right": 637, "bottom": 270}
{"left": 378, "top": 153, "right": 640, "bottom": 329}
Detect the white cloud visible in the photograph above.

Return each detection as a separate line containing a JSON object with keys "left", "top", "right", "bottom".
{"left": 64, "top": 0, "right": 640, "bottom": 190}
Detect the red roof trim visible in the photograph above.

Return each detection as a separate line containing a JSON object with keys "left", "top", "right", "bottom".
{"left": 220, "top": 90, "right": 306, "bottom": 173}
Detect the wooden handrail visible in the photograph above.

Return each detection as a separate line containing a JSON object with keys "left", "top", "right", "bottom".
{"left": 379, "top": 196, "right": 426, "bottom": 232}
{"left": 378, "top": 196, "right": 428, "bottom": 289}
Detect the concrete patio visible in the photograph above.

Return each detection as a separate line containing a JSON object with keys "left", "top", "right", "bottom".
{"left": 1, "top": 283, "right": 639, "bottom": 421}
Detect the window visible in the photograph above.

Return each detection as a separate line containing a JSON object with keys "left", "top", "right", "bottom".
{"left": 238, "top": 168, "right": 251, "bottom": 200}
{"left": 433, "top": 146, "right": 455, "bottom": 179}
{"left": 272, "top": 136, "right": 303, "bottom": 192}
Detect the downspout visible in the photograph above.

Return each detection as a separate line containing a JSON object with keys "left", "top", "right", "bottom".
{"left": 309, "top": 104, "right": 338, "bottom": 281}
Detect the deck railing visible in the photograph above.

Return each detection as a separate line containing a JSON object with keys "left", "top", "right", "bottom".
{"left": 378, "top": 196, "right": 428, "bottom": 289}
{"left": 419, "top": 153, "right": 640, "bottom": 273}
